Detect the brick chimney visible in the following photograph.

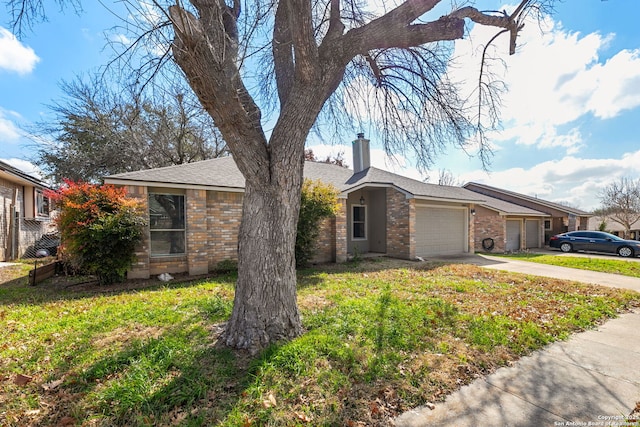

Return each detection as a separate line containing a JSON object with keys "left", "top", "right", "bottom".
{"left": 352, "top": 133, "right": 370, "bottom": 173}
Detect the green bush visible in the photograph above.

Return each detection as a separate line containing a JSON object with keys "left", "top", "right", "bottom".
{"left": 47, "top": 180, "right": 145, "bottom": 285}
{"left": 296, "top": 179, "right": 339, "bottom": 268}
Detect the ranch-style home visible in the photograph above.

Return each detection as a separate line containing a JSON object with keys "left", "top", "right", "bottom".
{"left": 469, "top": 192, "right": 550, "bottom": 253}
{"left": 464, "top": 182, "right": 592, "bottom": 246}
{"left": 104, "top": 135, "right": 487, "bottom": 279}
{"left": 0, "top": 160, "right": 54, "bottom": 261}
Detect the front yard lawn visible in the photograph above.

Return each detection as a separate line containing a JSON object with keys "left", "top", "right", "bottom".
{"left": 1, "top": 258, "right": 638, "bottom": 426}
{"left": 489, "top": 252, "right": 640, "bottom": 278}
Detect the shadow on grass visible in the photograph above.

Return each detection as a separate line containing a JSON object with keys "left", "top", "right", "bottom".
{"left": 3, "top": 256, "right": 467, "bottom": 306}
{"left": 21, "top": 304, "right": 250, "bottom": 426}
{"left": 0, "top": 271, "right": 237, "bottom": 307}
{"left": 296, "top": 257, "right": 449, "bottom": 290}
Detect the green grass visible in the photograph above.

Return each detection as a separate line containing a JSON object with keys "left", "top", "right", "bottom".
{"left": 489, "top": 252, "right": 640, "bottom": 277}
{"left": 1, "top": 259, "right": 638, "bottom": 426}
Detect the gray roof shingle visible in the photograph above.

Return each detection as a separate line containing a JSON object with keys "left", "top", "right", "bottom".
{"left": 106, "top": 157, "right": 485, "bottom": 203}
{"left": 478, "top": 193, "right": 548, "bottom": 216}
{"left": 464, "top": 182, "right": 591, "bottom": 216}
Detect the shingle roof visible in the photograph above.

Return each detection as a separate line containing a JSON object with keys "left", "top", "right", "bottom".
{"left": 344, "top": 167, "right": 484, "bottom": 202}
{"left": 464, "top": 182, "right": 591, "bottom": 216}
{"left": 106, "top": 156, "right": 485, "bottom": 203}
{"left": 478, "top": 193, "right": 548, "bottom": 216}
{"left": 106, "top": 157, "right": 246, "bottom": 190}
{"left": 0, "top": 160, "right": 49, "bottom": 188}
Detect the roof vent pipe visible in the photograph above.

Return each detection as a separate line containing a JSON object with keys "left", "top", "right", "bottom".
{"left": 352, "top": 133, "right": 370, "bottom": 173}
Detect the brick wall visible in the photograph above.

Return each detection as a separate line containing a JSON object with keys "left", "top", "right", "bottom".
{"left": 311, "top": 216, "right": 336, "bottom": 263}
{"left": 187, "top": 189, "right": 208, "bottom": 275}
{"left": 473, "top": 206, "right": 505, "bottom": 252}
{"left": 335, "top": 199, "right": 347, "bottom": 262}
{"left": 386, "top": 188, "right": 413, "bottom": 259}
{"left": 468, "top": 205, "right": 475, "bottom": 254}
{"left": 149, "top": 257, "right": 188, "bottom": 275}
{"left": 126, "top": 185, "right": 345, "bottom": 277}
{"left": 207, "top": 191, "right": 243, "bottom": 270}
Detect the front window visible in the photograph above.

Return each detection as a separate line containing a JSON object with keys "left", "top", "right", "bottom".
{"left": 544, "top": 219, "right": 551, "bottom": 230}
{"left": 35, "top": 189, "right": 49, "bottom": 217}
{"left": 352, "top": 205, "right": 366, "bottom": 240}
{"left": 149, "top": 194, "right": 186, "bottom": 256}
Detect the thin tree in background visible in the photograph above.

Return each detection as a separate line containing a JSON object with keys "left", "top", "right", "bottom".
{"left": 598, "top": 177, "right": 640, "bottom": 239}
{"left": 31, "top": 76, "right": 227, "bottom": 184}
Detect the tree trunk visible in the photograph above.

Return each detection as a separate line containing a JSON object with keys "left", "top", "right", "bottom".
{"left": 221, "top": 164, "right": 304, "bottom": 354}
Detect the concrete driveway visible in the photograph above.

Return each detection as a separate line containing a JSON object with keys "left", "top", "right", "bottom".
{"left": 471, "top": 252, "right": 640, "bottom": 292}
{"left": 395, "top": 252, "right": 640, "bottom": 427}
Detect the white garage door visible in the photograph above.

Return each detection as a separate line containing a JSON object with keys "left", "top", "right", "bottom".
{"left": 506, "top": 220, "right": 521, "bottom": 251}
{"left": 525, "top": 220, "right": 540, "bottom": 248}
{"left": 415, "top": 206, "right": 467, "bottom": 256}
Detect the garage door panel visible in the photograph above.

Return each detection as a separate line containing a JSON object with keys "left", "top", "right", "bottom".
{"left": 525, "top": 220, "right": 540, "bottom": 248}
{"left": 415, "top": 207, "right": 466, "bottom": 256}
{"left": 506, "top": 220, "right": 520, "bottom": 251}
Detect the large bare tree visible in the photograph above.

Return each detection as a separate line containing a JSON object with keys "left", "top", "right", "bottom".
{"left": 7, "top": 0, "right": 548, "bottom": 353}
{"left": 597, "top": 177, "right": 640, "bottom": 238}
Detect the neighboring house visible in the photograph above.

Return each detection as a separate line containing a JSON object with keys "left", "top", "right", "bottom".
{"left": 0, "top": 160, "right": 54, "bottom": 261}
{"left": 464, "top": 182, "right": 592, "bottom": 245}
{"left": 105, "top": 135, "right": 486, "bottom": 279}
{"left": 472, "top": 193, "right": 549, "bottom": 252}
{"left": 588, "top": 216, "right": 640, "bottom": 240}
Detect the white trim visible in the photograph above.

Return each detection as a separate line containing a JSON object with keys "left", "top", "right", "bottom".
{"left": 414, "top": 202, "right": 468, "bottom": 210}
{"left": 413, "top": 195, "right": 484, "bottom": 204}
{"left": 343, "top": 183, "right": 412, "bottom": 198}
{"left": 481, "top": 205, "right": 549, "bottom": 217}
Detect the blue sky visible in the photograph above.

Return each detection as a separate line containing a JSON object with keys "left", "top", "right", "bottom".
{"left": 1, "top": 1, "right": 640, "bottom": 211}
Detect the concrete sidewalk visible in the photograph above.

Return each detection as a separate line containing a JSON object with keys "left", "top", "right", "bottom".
{"left": 394, "top": 255, "right": 640, "bottom": 427}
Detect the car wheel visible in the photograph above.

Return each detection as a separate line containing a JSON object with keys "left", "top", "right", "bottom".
{"left": 617, "top": 246, "right": 634, "bottom": 258}
{"left": 560, "top": 242, "right": 573, "bottom": 253}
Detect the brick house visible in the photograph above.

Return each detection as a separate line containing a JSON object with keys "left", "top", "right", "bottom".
{"left": 471, "top": 193, "right": 549, "bottom": 252}
{"left": 464, "top": 182, "right": 592, "bottom": 246}
{"left": 104, "top": 135, "right": 486, "bottom": 279}
{"left": 0, "top": 160, "right": 54, "bottom": 261}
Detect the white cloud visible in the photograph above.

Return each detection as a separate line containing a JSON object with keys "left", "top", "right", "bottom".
{"left": 586, "top": 49, "right": 640, "bottom": 119}
{"left": 109, "top": 33, "right": 132, "bottom": 46}
{"left": 450, "top": 7, "right": 640, "bottom": 156}
{"left": 0, "top": 27, "right": 40, "bottom": 74}
{"left": 0, "top": 109, "right": 22, "bottom": 141}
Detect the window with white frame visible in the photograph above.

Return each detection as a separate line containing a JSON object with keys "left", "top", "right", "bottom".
{"left": 149, "top": 193, "right": 186, "bottom": 256}
{"left": 352, "top": 205, "right": 366, "bottom": 239}
{"left": 35, "top": 188, "right": 49, "bottom": 217}
{"left": 23, "top": 187, "right": 50, "bottom": 220}
{"left": 544, "top": 219, "right": 551, "bottom": 230}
